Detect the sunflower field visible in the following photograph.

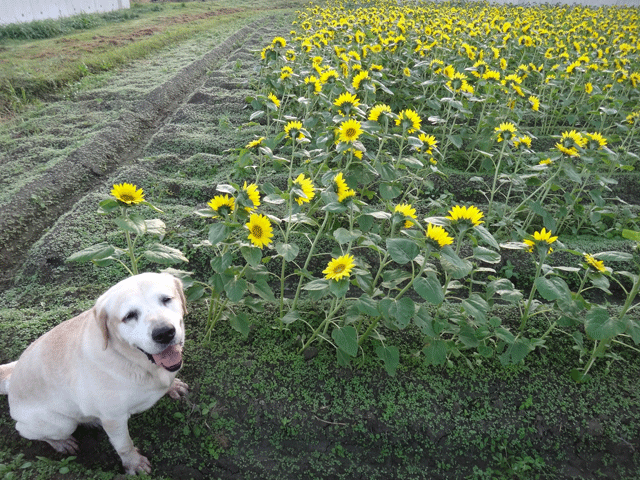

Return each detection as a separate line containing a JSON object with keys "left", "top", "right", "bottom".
{"left": 200, "top": 0, "right": 640, "bottom": 378}
{"left": 77, "top": 0, "right": 640, "bottom": 379}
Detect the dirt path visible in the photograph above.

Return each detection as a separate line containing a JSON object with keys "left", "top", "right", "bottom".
{"left": 0, "top": 16, "right": 281, "bottom": 288}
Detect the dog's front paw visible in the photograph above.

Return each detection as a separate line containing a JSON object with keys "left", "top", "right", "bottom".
{"left": 123, "top": 449, "right": 151, "bottom": 476}
{"left": 167, "top": 378, "right": 189, "bottom": 400}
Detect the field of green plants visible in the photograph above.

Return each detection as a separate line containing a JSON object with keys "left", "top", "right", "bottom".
{"left": 1, "top": 0, "right": 640, "bottom": 478}
{"left": 78, "top": 0, "right": 640, "bottom": 379}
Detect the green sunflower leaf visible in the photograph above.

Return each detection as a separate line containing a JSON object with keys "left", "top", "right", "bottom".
{"left": 332, "top": 326, "right": 358, "bottom": 357}
{"left": 66, "top": 242, "right": 116, "bottom": 263}
{"left": 376, "top": 345, "right": 400, "bottom": 376}
{"left": 386, "top": 238, "right": 419, "bottom": 264}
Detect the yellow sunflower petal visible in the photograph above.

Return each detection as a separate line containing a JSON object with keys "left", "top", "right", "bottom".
{"left": 111, "top": 183, "right": 145, "bottom": 205}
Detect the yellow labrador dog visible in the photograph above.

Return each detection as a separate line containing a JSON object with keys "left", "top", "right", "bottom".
{"left": 0, "top": 272, "right": 188, "bottom": 475}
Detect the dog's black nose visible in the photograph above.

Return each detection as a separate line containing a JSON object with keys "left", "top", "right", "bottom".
{"left": 152, "top": 325, "right": 176, "bottom": 344}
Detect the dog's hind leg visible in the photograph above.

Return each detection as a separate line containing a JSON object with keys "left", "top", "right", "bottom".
{"left": 45, "top": 437, "right": 79, "bottom": 454}
{"left": 15, "top": 413, "right": 79, "bottom": 454}
{"left": 0, "top": 362, "right": 17, "bottom": 394}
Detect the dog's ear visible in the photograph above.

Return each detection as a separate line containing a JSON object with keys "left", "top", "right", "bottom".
{"left": 93, "top": 306, "right": 109, "bottom": 350}
{"left": 173, "top": 277, "right": 188, "bottom": 316}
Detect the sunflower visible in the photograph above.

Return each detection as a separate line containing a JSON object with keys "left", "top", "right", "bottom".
{"left": 513, "top": 136, "right": 532, "bottom": 149}
{"left": 260, "top": 45, "right": 276, "bottom": 61}
{"left": 528, "top": 95, "right": 540, "bottom": 112}
{"left": 585, "top": 82, "right": 593, "bottom": 94}
{"left": 446, "top": 205, "right": 484, "bottom": 227}
{"left": 319, "top": 69, "right": 339, "bottom": 84}
{"left": 403, "top": 67, "right": 411, "bottom": 77}
{"left": 207, "top": 194, "right": 235, "bottom": 218}
{"left": 267, "top": 93, "right": 280, "bottom": 108}
{"left": 425, "top": 223, "right": 454, "bottom": 248}
{"left": 272, "top": 37, "right": 287, "bottom": 48}
{"left": 585, "top": 132, "right": 607, "bottom": 150}
{"left": 523, "top": 228, "right": 558, "bottom": 254}
{"left": 352, "top": 70, "right": 370, "bottom": 90}
{"left": 334, "top": 172, "right": 355, "bottom": 202}
{"left": 494, "top": 122, "right": 517, "bottom": 142}
{"left": 111, "top": 183, "right": 145, "bottom": 205}
{"left": 555, "top": 130, "right": 587, "bottom": 157}
{"left": 284, "top": 120, "right": 303, "bottom": 139}
{"left": 446, "top": 71, "right": 468, "bottom": 92}
{"left": 304, "top": 75, "right": 322, "bottom": 94}
{"left": 368, "top": 104, "right": 392, "bottom": 122}
{"left": 472, "top": 60, "right": 488, "bottom": 78}
{"left": 246, "top": 214, "right": 273, "bottom": 249}
{"left": 627, "top": 111, "right": 640, "bottom": 125}
{"left": 280, "top": 66, "right": 293, "bottom": 81}
{"left": 584, "top": 253, "right": 606, "bottom": 273}
{"left": 418, "top": 133, "right": 438, "bottom": 154}
{"left": 323, "top": 254, "right": 355, "bottom": 281}
{"left": 396, "top": 109, "right": 421, "bottom": 133}
{"left": 394, "top": 203, "right": 417, "bottom": 228}
{"left": 242, "top": 182, "right": 260, "bottom": 211}
{"left": 246, "top": 137, "right": 265, "bottom": 149}
{"left": 333, "top": 92, "right": 360, "bottom": 116}
{"left": 482, "top": 70, "right": 501, "bottom": 81}
{"left": 337, "top": 118, "right": 363, "bottom": 144}
{"left": 443, "top": 64, "right": 455, "bottom": 79}
{"left": 350, "top": 148, "right": 364, "bottom": 159}
{"left": 293, "top": 173, "right": 315, "bottom": 205}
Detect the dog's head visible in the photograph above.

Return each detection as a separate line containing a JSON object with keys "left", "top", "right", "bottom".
{"left": 94, "top": 273, "right": 187, "bottom": 372}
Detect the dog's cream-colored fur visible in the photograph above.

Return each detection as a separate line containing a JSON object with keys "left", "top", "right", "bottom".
{"left": 0, "top": 272, "right": 189, "bottom": 475}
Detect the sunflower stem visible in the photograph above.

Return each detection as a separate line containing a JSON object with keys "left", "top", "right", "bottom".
{"left": 488, "top": 141, "right": 508, "bottom": 219}
{"left": 121, "top": 208, "right": 138, "bottom": 276}
{"left": 278, "top": 142, "right": 298, "bottom": 324}
{"left": 520, "top": 250, "right": 545, "bottom": 331}
{"left": 579, "top": 339, "right": 609, "bottom": 381}
{"left": 204, "top": 281, "right": 229, "bottom": 343}
{"left": 619, "top": 268, "right": 640, "bottom": 320}
{"left": 291, "top": 210, "right": 330, "bottom": 313}
{"left": 298, "top": 297, "right": 343, "bottom": 355}
{"left": 555, "top": 169, "right": 590, "bottom": 235}
{"left": 394, "top": 251, "right": 429, "bottom": 301}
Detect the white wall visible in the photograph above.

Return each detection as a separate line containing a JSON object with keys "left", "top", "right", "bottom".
{"left": 0, "top": 0, "right": 131, "bottom": 26}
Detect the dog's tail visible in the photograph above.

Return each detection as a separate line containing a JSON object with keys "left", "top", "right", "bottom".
{"left": 0, "top": 362, "right": 17, "bottom": 395}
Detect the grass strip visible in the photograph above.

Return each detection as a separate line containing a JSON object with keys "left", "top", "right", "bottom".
{"left": 0, "top": 1, "right": 291, "bottom": 115}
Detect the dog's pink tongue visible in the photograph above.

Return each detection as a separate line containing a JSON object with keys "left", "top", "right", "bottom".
{"left": 152, "top": 345, "right": 183, "bottom": 371}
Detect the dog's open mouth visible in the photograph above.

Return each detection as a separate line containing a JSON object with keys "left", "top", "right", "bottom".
{"left": 145, "top": 344, "right": 183, "bottom": 372}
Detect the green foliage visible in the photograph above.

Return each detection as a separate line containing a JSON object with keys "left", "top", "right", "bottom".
{"left": 65, "top": 0, "right": 640, "bottom": 380}
{"left": 229, "top": 0, "right": 640, "bottom": 379}
{"left": 0, "top": 7, "right": 159, "bottom": 41}
{"left": 66, "top": 189, "right": 187, "bottom": 276}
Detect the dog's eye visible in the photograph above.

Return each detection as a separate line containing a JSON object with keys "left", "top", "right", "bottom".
{"left": 161, "top": 296, "right": 173, "bottom": 305}
{"left": 123, "top": 310, "right": 139, "bottom": 322}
